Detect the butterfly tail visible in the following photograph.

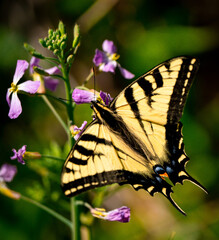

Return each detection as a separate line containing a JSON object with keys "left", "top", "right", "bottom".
{"left": 184, "top": 173, "right": 208, "bottom": 194}
{"left": 162, "top": 187, "right": 186, "bottom": 216}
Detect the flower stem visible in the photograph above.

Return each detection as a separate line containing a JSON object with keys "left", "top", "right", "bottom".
{"left": 41, "top": 155, "right": 64, "bottom": 161}
{"left": 71, "top": 197, "right": 81, "bottom": 240}
{"left": 82, "top": 70, "right": 94, "bottom": 86}
{"left": 20, "top": 195, "right": 72, "bottom": 229}
{"left": 41, "top": 95, "right": 69, "bottom": 136}
{"left": 60, "top": 58, "right": 80, "bottom": 240}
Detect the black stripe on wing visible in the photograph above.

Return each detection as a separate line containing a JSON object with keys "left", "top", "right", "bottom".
{"left": 167, "top": 58, "right": 199, "bottom": 124}
{"left": 152, "top": 68, "right": 163, "bottom": 88}
{"left": 66, "top": 133, "right": 112, "bottom": 166}
{"left": 137, "top": 77, "right": 153, "bottom": 98}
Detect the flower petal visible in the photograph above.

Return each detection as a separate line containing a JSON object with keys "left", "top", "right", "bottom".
{"left": 6, "top": 88, "right": 12, "bottom": 106}
{"left": 90, "top": 206, "right": 130, "bottom": 223}
{"left": 18, "top": 80, "right": 40, "bottom": 94}
{"left": 30, "top": 57, "right": 40, "bottom": 74}
{"left": 74, "top": 121, "right": 88, "bottom": 132}
{"left": 10, "top": 149, "right": 18, "bottom": 160}
{"left": 118, "top": 65, "right": 135, "bottom": 79}
{"left": 100, "top": 91, "right": 113, "bottom": 106}
{"left": 17, "top": 145, "right": 27, "bottom": 164}
{"left": 8, "top": 92, "right": 22, "bottom": 119}
{"left": 45, "top": 66, "right": 61, "bottom": 75}
{"left": 72, "top": 89, "right": 95, "bottom": 104}
{"left": 0, "top": 164, "right": 17, "bottom": 182}
{"left": 73, "top": 121, "right": 88, "bottom": 140}
{"left": 44, "top": 77, "right": 59, "bottom": 91}
{"left": 101, "top": 61, "right": 117, "bottom": 73}
{"left": 93, "top": 49, "right": 108, "bottom": 66}
{"left": 102, "top": 40, "right": 117, "bottom": 54}
{"left": 105, "top": 206, "right": 130, "bottom": 223}
{"left": 13, "top": 60, "right": 29, "bottom": 85}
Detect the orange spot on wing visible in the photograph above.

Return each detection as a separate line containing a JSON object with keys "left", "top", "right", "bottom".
{"left": 159, "top": 172, "right": 169, "bottom": 179}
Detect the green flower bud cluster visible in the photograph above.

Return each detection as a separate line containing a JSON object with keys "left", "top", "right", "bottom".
{"left": 39, "top": 21, "right": 67, "bottom": 56}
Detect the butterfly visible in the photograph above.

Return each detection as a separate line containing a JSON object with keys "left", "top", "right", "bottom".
{"left": 61, "top": 56, "right": 207, "bottom": 215}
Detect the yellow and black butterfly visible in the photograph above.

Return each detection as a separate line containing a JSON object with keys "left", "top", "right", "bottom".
{"left": 61, "top": 56, "right": 207, "bottom": 215}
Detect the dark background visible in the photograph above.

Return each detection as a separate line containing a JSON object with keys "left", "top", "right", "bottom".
{"left": 0, "top": 0, "right": 218, "bottom": 239}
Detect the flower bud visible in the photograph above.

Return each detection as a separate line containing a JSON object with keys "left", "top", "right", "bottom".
{"left": 24, "top": 43, "right": 45, "bottom": 59}
{"left": 60, "top": 41, "right": 66, "bottom": 51}
{"left": 67, "top": 54, "right": 74, "bottom": 66}
{"left": 0, "top": 183, "right": 21, "bottom": 200}
{"left": 24, "top": 42, "right": 35, "bottom": 54}
{"left": 48, "top": 29, "right": 53, "bottom": 38}
{"left": 33, "top": 67, "right": 50, "bottom": 76}
{"left": 23, "top": 151, "right": 41, "bottom": 160}
{"left": 53, "top": 49, "right": 60, "bottom": 55}
{"left": 58, "top": 21, "right": 66, "bottom": 35}
{"left": 72, "top": 24, "right": 80, "bottom": 49}
{"left": 39, "top": 38, "right": 47, "bottom": 48}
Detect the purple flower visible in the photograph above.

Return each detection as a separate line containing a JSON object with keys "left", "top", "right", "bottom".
{"left": 6, "top": 60, "right": 40, "bottom": 119}
{"left": 30, "top": 57, "right": 60, "bottom": 92}
{"left": 91, "top": 206, "right": 130, "bottom": 223}
{"left": 72, "top": 89, "right": 95, "bottom": 104}
{"left": 93, "top": 40, "right": 134, "bottom": 79}
{"left": 0, "top": 164, "right": 20, "bottom": 199}
{"left": 99, "top": 91, "right": 113, "bottom": 106}
{"left": 72, "top": 88, "right": 113, "bottom": 106}
{"left": 11, "top": 145, "right": 27, "bottom": 165}
{"left": 0, "top": 164, "right": 17, "bottom": 182}
{"left": 70, "top": 121, "right": 88, "bottom": 140}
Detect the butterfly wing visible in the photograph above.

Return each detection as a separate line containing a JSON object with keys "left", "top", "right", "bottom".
{"left": 110, "top": 56, "right": 207, "bottom": 195}
{"left": 111, "top": 57, "right": 198, "bottom": 125}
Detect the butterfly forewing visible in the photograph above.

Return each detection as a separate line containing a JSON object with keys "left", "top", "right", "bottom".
{"left": 111, "top": 57, "right": 199, "bottom": 125}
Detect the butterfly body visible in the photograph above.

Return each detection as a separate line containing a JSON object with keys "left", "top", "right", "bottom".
{"left": 61, "top": 57, "right": 207, "bottom": 215}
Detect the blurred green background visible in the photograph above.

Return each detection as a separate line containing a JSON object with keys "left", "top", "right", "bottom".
{"left": 0, "top": 0, "right": 218, "bottom": 239}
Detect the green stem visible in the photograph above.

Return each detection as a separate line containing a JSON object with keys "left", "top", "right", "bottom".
{"left": 44, "top": 56, "right": 60, "bottom": 64}
{"left": 76, "top": 200, "right": 92, "bottom": 210}
{"left": 62, "top": 69, "right": 74, "bottom": 125}
{"left": 82, "top": 70, "right": 94, "bottom": 86}
{"left": 37, "top": 93, "right": 67, "bottom": 106}
{"left": 71, "top": 197, "right": 80, "bottom": 240}
{"left": 21, "top": 195, "right": 72, "bottom": 229}
{"left": 41, "top": 155, "right": 64, "bottom": 162}
{"left": 41, "top": 95, "right": 69, "bottom": 136}
{"left": 60, "top": 59, "right": 80, "bottom": 240}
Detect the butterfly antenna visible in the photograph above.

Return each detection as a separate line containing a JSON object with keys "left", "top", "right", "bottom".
{"left": 93, "top": 67, "right": 96, "bottom": 101}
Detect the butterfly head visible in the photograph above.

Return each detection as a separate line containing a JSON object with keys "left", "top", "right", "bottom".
{"left": 91, "top": 100, "right": 114, "bottom": 123}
